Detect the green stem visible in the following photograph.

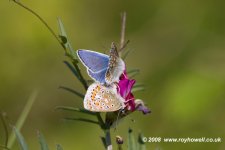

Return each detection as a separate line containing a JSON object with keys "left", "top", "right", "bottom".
{"left": 118, "top": 144, "right": 123, "bottom": 150}
{"left": 105, "top": 129, "right": 112, "bottom": 150}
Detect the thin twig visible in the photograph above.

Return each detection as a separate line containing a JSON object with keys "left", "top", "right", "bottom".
{"left": 11, "top": 0, "right": 62, "bottom": 48}
{"left": 0, "top": 112, "right": 9, "bottom": 147}
{"left": 120, "top": 12, "right": 126, "bottom": 50}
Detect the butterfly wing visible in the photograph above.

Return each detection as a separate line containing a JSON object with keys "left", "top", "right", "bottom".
{"left": 87, "top": 69, "right": 107, "bottom": 84}
{"left": 105, "top": 43, "right": 125, "bottom": 84}
{"left": 77, "top": 50, "right": 109, "bottom": 73}
{"left": 84, "top": 83, "right": 125, "bottom": 112}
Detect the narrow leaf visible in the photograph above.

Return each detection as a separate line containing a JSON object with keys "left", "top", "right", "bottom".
{"left": 55, "top": 106, "right": 96, "bottom": 115}
{"left": 122, "top": 48, "right": 133, "bottom": 60}
{"left": 13, "top": 127, "right": 28, "bottom": 150}
{"left": 132, "top": 87, "right": 145, "bottom": 93}
{"left": 128, "top": 69, "right": 140, "bottom": 78}
{"left": 127, "top": 69, "right": 140, "bottom": 78}
{"left": 63, "top": 61, "right": 79, "bottom": 79}
{"left": 128, "top": 128, "right": 136, "bottom": 150}
{"left": 133, "top": 83, "right": 144, "bottom": 88}
{"left": 37, "top": 131, "right": 49, "bottom": 150}
{"left": 58, "top": 18, "right": 68, "bottom": 45}
{"left": 59, "top": 86, "right": 84, "bottom": 98}
{"left": 57, "top": 18, "right": 77, "bottom": 59}
{"left": 56, "top": 144, "right": 63, "bottom": 150}
{"left": 64, "top": 117, "right": 99, "bottom": 125}
{"left": 137, "top": 133, "right": 146, "bottom": 150}
{"left": 8, "top": 90, "right": 38, "bottom": 149}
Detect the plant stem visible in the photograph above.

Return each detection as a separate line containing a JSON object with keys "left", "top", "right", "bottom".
{"left": 105, "top": 129, "right": 112, "bottom": 150}
{"left": 120, "top": 12, "right": 126, "bottom": 50}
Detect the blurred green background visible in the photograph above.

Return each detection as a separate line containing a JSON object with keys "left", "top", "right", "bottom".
{"left": 0, "top": 0, "right": 225, "bottom": 149}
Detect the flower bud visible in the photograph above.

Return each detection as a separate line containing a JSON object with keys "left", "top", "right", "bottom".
{"left": 116, "top": 135, "right": 124, "bottom": 145}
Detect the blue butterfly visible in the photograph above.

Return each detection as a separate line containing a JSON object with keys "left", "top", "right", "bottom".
{"left": 77, "top": 43, "right": 125, "bottom": 85}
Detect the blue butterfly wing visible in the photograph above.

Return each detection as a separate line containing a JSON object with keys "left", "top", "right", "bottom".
{"left": 77, "top": 50, "right": 109, "bottom": 73}
{"left": 88, "top": 69, "right": 107, "bottom": 84}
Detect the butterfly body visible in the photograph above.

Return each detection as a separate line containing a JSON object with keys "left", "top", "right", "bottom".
{"left": 84, "top": 83, "right": 125, "bottom": 112}
{"left": 105, "top": 43, "right": 125, "bottom": 84}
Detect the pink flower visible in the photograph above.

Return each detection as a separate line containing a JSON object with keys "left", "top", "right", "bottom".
{"left": 117, "top": 71, "right": 150, "bottom": 114}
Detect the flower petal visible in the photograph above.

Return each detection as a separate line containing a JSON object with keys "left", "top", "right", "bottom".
{"left": 135, "top": 99, "right": 151, "bottom": 114}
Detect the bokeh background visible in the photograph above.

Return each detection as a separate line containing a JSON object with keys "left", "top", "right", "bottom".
{"left": 0, "top": 0, "right": 225, "bottom": 149}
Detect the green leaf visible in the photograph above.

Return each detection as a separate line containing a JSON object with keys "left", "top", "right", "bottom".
{"left": 127, "top": 69, "right": 140, "bottom": 78}
{"left": 132, "top": 83, "right": 145, "bottom": 92}
{"left": 63, "top": 61, "right": 79, "bottom": 79}
{"left": 132, "top": 87, "right": 145, "bottom": 93}
{"left": 55, "top": 106, "right": 96, "bottom": 115}
{"left": 13, "top": 127, "right": 28, "bottom": 150}
{"left": 59, "top": 86, "right": 84, "bottom": 98}
{"left": 56, "top": 144, "right": 63, "bottom": 150}
{"left": 8, "top": 90, "right": 38, "bottom": 149}
{"left": 37, "top": 131, "right": 49, "bottom": 150}
{"left": 57, "top": 18, "right": 77, "bottom": 59}
{"left": 58, "top": 18, "right": 68, "bottom": 46}
{"left": 137, "top": 133, "right": 146, "bottom": 150}
{"left": 122, "top": 48, "right": 133, "bottom": 60}
{"left": 128, "top": 128, "right": 136, "bottom": 150}
{"left": 64, "top": 117, "right": 99, "bottom": 125}
{"left": 133, "top": 83, "right": 144, "bottom": 88}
